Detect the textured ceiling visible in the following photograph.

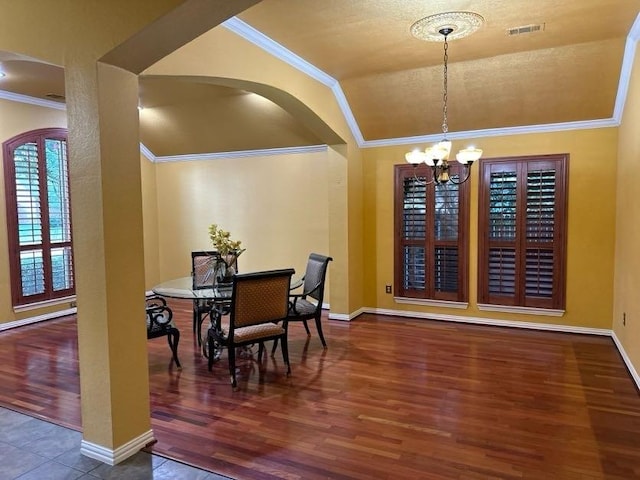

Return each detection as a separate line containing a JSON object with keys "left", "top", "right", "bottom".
{"left": 0, "top": 1, "right": 639, "bottom": 157}
{"left": 238, "top": 0, "right": 639, "bottom": 141}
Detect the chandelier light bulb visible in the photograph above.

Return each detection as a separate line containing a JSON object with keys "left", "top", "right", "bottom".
{"left": 456, "top": 146, "right": 483, "bottom": 165}
{"left": 432, "top": 140, "right": 452, "bottom": 161}
{"left": 405, "top": 149, "right": 426, "bottom": 164}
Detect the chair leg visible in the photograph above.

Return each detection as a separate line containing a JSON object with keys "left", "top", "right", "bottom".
{"left": 196, "top": 311, "right": 204, "bottom": 347}
{"left": 315, "top": 315, "right": 327, "bottom": 348}
{"left": 229, "top": 343, "right": 237, "bottom": 388}
{"left": 271, "top": 337, "right": 279, "bottom": 356}
{"left": 280, "top": 334, "right": 291, "bottom": 376}
{"left": 166, "top": 329, "right": 181, "bottom": 369}
{"left": 192, "top": 304, "right": 198, "bottom": 335}
{"left": 302, "top": 320, "right": 311, "bottom": 336}
{"left": 207, "top": 334, "right": 215, "bottom": 371}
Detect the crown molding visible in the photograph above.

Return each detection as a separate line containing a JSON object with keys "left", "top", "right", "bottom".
{"left": 224, "top": 14, "right": 639, "bottom": 149}
{"left": 361, "top": 117, "right": 619, "bottom": 148}
{"left": 153, "top": 144, "right": 327, "bottom": 163}
{"left": 613, "top": 12, "right": 640, "bottom": 122}
{"left": 2, "top": 12, "right": 638, "bottom": 158}
{"left": 222, "top": 17, "right": 365, "bottom": 145}
{"left": 222, "top": 17, "right": 335, "bottom": 88}
{"left": 0, "top": 89, "right": 66, "bottom": 110}
{"left": 139, "top": 143, "right": 156, "bottom": 161}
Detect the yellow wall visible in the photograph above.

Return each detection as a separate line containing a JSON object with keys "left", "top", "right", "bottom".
{"left": 0, "top": 99, "right": 68, "bottom": 323}
{"left": 145, "top": 25, "right": 363, "bottom": 315}
{"left": 0, "top": 104, "right": 333, "bottom": 319}
{"left": 140, "top": 154, "right": 160, "bottom": 289}
{"left": 614, "top": 46, "right": 640, "bottom": 377}
{"left": 152, "top": 151, "right": 330, "bottom": 290}
{"left": 363, "top": 127, "right": 618, "bottom": 329}
{"left": 0, "top": 98, "right": 620, "bottom": 333}
{"left": 0, "top": 0, "right": 328, "bottom": 459}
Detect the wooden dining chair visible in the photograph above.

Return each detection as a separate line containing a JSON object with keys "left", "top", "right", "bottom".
{"left": 207, "top": 268, "right": 295, "bottom": 388}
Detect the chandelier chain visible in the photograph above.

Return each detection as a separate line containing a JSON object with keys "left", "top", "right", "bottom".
{"left": 442, "top": 34, "right": 449, "bottom": 135}
{"left": 404, "top": 19, "right": 482, "bottom": 187}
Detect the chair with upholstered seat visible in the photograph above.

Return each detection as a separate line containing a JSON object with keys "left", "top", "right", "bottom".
{"left": 207, "top": 268, "right": 294, "bottom": 388}
{"left": 272, "top": 253, "right": 333, "bottom": 354}
{"left": 146, "top": 295, "right": 181, "bottom": 369}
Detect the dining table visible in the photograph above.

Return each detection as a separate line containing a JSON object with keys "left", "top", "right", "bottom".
{"left": 152, "top": 276, "right": 233, "bottom": 356}
{"left": 152, "top": 275, "right": 234, "bottom": 302}
{"left": 151, "top": 274, "right": 304, "bottom": 358}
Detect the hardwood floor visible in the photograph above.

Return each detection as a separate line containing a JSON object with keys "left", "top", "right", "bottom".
{"left": 1, "top": 300, "right": 640, "bottom": 479}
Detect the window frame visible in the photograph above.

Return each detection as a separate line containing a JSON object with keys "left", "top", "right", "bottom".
{"left": 394, "top": 163, "right": 470, "bottom": 303}
{"left": 3, "top": 127, "right": 75, "bottom": 307}
{"left": 477, "top": 154, "right": 568, "bottom": 310}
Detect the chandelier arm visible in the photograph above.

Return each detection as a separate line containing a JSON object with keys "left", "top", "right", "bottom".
{"left": 411, "top": 166, "right": 436, "bottom": 186}
{"left": 448, "top": 165, "right": 472, "bottom": 185}
{"left": 433, "top": 165, "right": 443, "bottom": 185}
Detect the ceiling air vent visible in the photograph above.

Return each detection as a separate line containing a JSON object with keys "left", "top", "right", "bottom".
{"left": 45, "top": 93, "right": 66, "bottom": 101}
{"left": 507, "top": 23, "right": 544, "bottom": 36}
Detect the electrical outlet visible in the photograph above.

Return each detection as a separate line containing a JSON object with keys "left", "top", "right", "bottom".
{"left": 623, "top": 312, "right": 626, "bottom": 326}
{"left": 385, "top": 284, "right": 392, "bottom": 294}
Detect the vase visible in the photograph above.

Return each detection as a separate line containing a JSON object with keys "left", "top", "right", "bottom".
{"left": 214, "top": 255, "right": 237, "bottom": 285}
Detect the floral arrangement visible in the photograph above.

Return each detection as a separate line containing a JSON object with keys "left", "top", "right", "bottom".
{"left": 208, "top": 223, "right": 245, "bottom": 257}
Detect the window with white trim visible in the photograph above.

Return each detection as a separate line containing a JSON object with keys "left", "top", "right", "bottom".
{"left": 394, "top": 163, "right": 469, "bottom": 302}
{"left": 478, "top": 154, "right": 568, "bottom": 309}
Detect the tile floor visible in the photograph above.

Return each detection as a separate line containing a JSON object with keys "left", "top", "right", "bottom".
{"left": 0, "top": 407, "right": 230, "bottom": 480}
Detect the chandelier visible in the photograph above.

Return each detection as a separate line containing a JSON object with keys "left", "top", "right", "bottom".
{"left": 405, "top": 12, "right": 484, "bottom": 185}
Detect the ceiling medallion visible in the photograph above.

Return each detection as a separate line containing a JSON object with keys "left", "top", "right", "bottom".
{"left": 404, "top": 12, "right": 484, "bottom": 185}
{"left": 410, "top": 11, "right": 484, "bottom": 42}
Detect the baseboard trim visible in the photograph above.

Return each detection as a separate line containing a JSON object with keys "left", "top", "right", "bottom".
{"left": 362, "top": 307, "right": 611, "bottom": 336}
{"left": 80, "top": 429, "right": 155, "bottom": 466}
{"left": 329, "top": 307, "right": 364, "bottom": 321}
{"left": 0, "top": 307, "right": 77, "bottom": 332}
{"left": 611, "top": 331, "right": 640, "bottom": 392}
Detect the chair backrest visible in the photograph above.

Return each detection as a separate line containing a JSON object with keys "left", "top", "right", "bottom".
{"left": 145, "top": 296, "right": 174, "bottom": 337}
{"left": 302, "top": 253, "right": 333, "bottom": 303}
{"left": 191, "top": 251, "right": 220, "bottom": 289}
{"left": 230, "top": 269, "right": 295, "bottom": 329}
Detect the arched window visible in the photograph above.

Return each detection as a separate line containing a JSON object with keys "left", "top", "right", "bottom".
{"left": 3, "top": 128, "right": 74, "bottom": 307}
